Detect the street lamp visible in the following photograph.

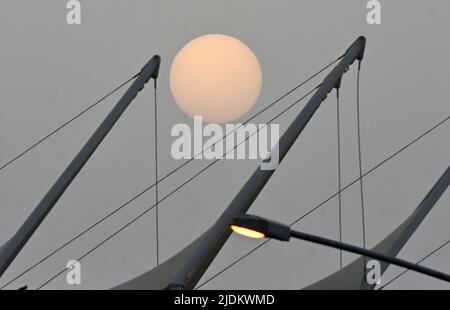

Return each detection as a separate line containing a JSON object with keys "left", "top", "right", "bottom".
{"left": 231, "top": 214, "right": 450, "bottom": 283}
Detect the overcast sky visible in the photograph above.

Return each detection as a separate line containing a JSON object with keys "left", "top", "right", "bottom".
{"left": 0, "top": 0, "right": 449, "bottom": 290}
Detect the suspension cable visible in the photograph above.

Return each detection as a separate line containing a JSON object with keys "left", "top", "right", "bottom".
{"left": 356, "top": 62, "right": 368, "bottom": 273}
{"left": 153, "top": 80, "right": 160, "bottom": 266}
{"left": 336, "top": 88, "right": 343, "bottom": 269}
{"left": 0, "top": 73, "right": 139, "bottom": 173}
{"left": 0, "top": 55, "right": 344, "bottom": 289}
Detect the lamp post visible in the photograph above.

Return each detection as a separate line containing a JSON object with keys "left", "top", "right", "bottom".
{"left": 231, "top": 214, "right": 450, "bottom": 283}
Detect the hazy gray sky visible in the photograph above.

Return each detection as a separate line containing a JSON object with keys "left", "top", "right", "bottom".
{"left": 0, "top": 0, "right": 448, "bottom": 290}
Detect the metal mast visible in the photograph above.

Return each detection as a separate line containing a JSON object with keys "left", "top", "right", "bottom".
{"left": 0, "top": 56, "right": 161, "bottom": 279}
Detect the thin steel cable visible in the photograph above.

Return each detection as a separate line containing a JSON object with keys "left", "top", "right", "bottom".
{"left": 195, "top": 115, "right": 449, "bottom": 289}
{"left": 154, "top": 79, "right": 159, "bottom": 266}
{"left": 35, "top": 85, "right": 322, "bottom": 290}
{"left": 356, "top": 64, "right": 368, "bottom": 274}
{"left": 154, "top": 81, "right": 160, "bottom": 266}
{"left": 0, "top": 55, "right": 343, "bottom": 289}
{"left": 336, "top": 88, "right": 343, "bottom": 269}
{"left": 378, "top": 240, "right": 450, "bottom": 290}
{"left": 0, "top": 73, "right": 139, "bottom": 173}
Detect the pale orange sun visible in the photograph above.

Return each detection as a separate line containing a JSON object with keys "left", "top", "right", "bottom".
{"left": 170, "top": 34, "right": 262, "bottom": 123}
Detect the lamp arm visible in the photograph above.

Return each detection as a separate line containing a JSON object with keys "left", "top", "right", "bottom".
{"left": 290, "top": 228, "right": 450, "bottom": 283}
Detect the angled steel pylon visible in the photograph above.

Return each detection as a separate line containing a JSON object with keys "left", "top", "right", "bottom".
{"left": 0, "top": 56, "right": 161, "bottom": 279}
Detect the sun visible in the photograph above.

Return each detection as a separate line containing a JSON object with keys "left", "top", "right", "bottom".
{"left": 170, "top": 34, "right": 262, "bottom": 123}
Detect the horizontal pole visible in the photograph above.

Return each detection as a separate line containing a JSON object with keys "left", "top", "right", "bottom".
{"left": 290, "top": 229, "right": 450, "bottom": 283}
